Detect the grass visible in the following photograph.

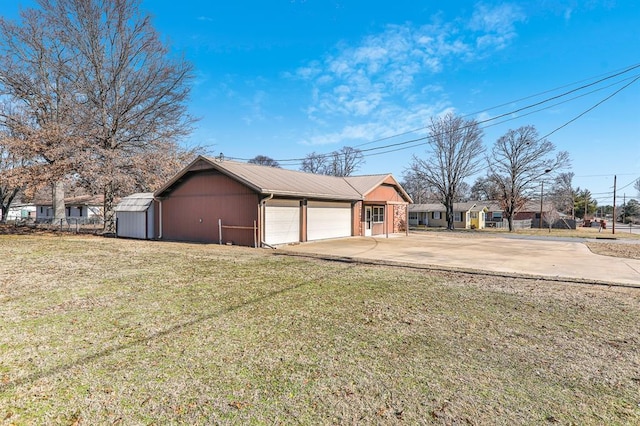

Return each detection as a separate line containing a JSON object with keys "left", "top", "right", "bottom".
{"left": 1, "top": 234, "right": 640, "bottom": 424}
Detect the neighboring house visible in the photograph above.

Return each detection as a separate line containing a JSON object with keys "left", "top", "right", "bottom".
{"left": 513, "top": 200, "right": 554, "bottom": 221}
{"left": 409, "top": 202, "right": 488, "bottom": 229}
{"left": 2, "top": 203, "right": 36, "bottom": 222}
{"left": 35, "top": 194, "right": 104, "bottom": 223}
{"left": 153, "top": 156, "right": 412, "bottom": 247}
{"left": 408, "top": 203, "right": 441, "bottom": 227}
{"left": 115, "top": 193, "right": 157, "bottom": 239}
{"left": 485, "top": 201, "right": 504, "bottom": 227}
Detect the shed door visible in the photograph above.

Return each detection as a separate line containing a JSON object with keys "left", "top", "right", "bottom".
{"left": 116, "top": 211, "right": 147, "bottom": 239}
{"left": 265, "top": 199, "right": 300, "bottom": 245}
{"left": 307, "top": 201, "right": 352, "bottom": 241}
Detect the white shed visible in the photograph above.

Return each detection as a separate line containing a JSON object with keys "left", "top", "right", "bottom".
{"left": 115, "top": 193, "right": 156, "bottom": 239}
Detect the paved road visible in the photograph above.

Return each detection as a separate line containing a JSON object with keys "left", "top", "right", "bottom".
{"left": 283, "top": 233, "right": 640, "bottom": 287}
{"left": 612, "top": 222, "right": 640, "bottom": 235}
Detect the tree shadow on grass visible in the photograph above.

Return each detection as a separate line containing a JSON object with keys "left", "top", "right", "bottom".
{"left": 0, "top": 269, "right": 337, "bottom": 393}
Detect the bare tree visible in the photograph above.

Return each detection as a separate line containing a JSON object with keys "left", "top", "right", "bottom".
{"left": 487, "top": 125, "right": 570, "bottom": 232}
{"left": 300, "top": 152, "right": 327, "bottom": 174}
{"left": 248, "top": 155, "right": 280, "bottom": 168}
{"left": 327, "top": 146, "right": 364, "bottom": 177}
{"left": 542, "top": 207, "right": 561, "bottom": 232}
{"left": 549, "top": 172, "right": 576, "bottom": 218}
{"left": 0, "top": 132, "right": 24, "bottom": 223}
{"left": 401, "top": 170, "right": 437, "bottom": 204}
{"left": 470, "top": 176, "right": 499, "bottom": 201}
{"left": 408, "top": 113, "right": 484, "bottom": 230}
{"left": 39, "top": 0, "right": 195, "bottom": 233}
{"left": 0, "top": 8, "right": 83, "bottom": 225}
{"left": 300, "top": 146, "right": 365, "bottom": 177}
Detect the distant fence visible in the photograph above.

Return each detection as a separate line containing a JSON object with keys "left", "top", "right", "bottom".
{"left": 532, "top": 218, "right": 577, "bottom": 229}
{"left": 24, "top": 217, "right": 104, "bottom": 233}
{"left": 494, "top": 219, "right": 532, "bottom": 229}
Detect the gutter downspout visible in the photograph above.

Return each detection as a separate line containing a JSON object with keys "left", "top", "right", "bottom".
{"left": 260, "top": 193, "right": 274, "bottom": 248}
{"left": 158, "top": 198, "right": 163, "bottom": 239}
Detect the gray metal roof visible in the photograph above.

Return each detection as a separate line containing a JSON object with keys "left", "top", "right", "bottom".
{"left": 210, "top": 158, "right": 363, "bottom": 200}
{"left": 115, "top": 192, "right": 154, "bottom": 212}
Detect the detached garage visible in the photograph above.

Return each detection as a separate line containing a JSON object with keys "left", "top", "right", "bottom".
{"left": 115, "top": 193, "right": 156, "bottom": 239}
{"left": 153, "top": 156, "right": 411, "bottom": 247}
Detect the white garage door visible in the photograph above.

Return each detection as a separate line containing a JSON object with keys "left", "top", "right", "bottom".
{"left": 307, "top": 201, "right": 352, "bottom": 241}
{"left": 265, "top": 199, "right": 300, "bottom": 245}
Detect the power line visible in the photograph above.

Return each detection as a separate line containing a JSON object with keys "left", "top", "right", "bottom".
{"left": 228, "top": 62, "right": 640, "bottom": 166}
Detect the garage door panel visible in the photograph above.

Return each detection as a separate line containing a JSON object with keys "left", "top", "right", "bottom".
{"left": 265, "top": 200, "right": 300, "bottom": 245}
{"left": 307, "top": 201, "right": 352, "bottom": 241}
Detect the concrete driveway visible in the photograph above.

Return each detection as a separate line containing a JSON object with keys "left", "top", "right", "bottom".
{"left": 282, "top": 233, "right": 640, "bottom": 287}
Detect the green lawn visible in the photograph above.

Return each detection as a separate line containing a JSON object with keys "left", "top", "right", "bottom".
{"left": 1, "top": 235, "right": 639, "bottom": 424}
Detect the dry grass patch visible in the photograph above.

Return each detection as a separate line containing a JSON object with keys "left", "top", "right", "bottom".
{"left": 1, "top": 234, "right": 639, "bottom": 424}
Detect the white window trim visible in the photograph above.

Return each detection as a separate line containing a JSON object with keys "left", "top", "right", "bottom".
{"left": 373, "top": 206, "right": 384, "bottom": 223}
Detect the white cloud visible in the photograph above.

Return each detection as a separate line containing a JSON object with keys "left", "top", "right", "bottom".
{"left": 294, "top": 3, "right": 526, "bottom": 150}
{"left": 469, "top": 3, "right": 526, "bottom": 50}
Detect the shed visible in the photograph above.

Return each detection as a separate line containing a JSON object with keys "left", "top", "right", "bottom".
{"left": 115, "top": 193, "right": 156, "bottom": 239}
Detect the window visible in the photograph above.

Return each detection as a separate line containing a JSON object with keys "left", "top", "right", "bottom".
{"left": 492, "top": 212, "right": 502, "bottom": 220}
{"left": 409, "top": 212, "right": 418, "bottom": 220}
{"left": 373, "top": 206, "right": 384, "bottom": 223}
{"left": 454, "top": 212, "right": 462, "bottom": 222}
{"left": 432, "top": 211, "right": 441, "bottom": 220}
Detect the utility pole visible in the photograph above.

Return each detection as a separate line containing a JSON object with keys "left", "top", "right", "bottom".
{"left": 539, "top": 182, "right": 544, "bottom": 229}
{"left": 612, "top": 175, "right": 617, "bottom": 235}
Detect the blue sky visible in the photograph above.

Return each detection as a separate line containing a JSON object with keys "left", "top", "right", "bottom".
{"left": 4, "top": 1, "right": 640, "bottom": 204}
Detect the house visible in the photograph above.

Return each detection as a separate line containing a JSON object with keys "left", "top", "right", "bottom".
{"left": 513, "top": 200, "right": 555, "bottom": 221}
{"left": 408, "top": 203, "right": 442, "bottom": 227}
{"left": 35, "top": 194, "right": 104, "bottom": 223}
{"left": 409, "top": 202, "right": 488, "bottom": 229}
{"left": 153, "top": 156, "right": 412, "bottom": 246}
{"left": 485, "top": 201, "right": 504, "bottom": 227}
{"left": 1, "top": 203, "right": 36, "bottom": 222}
{"left": 115, "top": 193, "right": 158, "bottom": 239}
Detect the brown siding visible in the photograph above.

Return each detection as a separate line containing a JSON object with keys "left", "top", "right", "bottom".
{"left": 160, "top": 170, "right": 259, "bottom": 246}
{"left": 353, "top": 201, "right": 363, "bottom": 236}
{"left": 365, "top": 184, "right": 404, "bottom": 203}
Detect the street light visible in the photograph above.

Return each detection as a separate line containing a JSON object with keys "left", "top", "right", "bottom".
{"left": 539, "top": 169, "right": 552, "bottom": 229}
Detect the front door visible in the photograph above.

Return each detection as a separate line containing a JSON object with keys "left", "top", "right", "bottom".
{"left": 365, "top": 206, "right": 372, "bottom": 236}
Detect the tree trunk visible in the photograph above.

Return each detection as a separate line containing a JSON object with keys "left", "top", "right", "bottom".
{"left": 102, "top": 183, "right": 116, "bottom": 234}
{"left": 446, "top": 197, "right": 455, "bottom": 230}
{"left": 53, "top": 180, "right": 67, "bottom": 226}
{"left": 1, "top": 188, "right": 20, "bottom": 223}
{"left": 103, "top": 184, "right": 116, "bottom": 234}
{"left": 507, "top": 214, "right": 514, "bottom": 232}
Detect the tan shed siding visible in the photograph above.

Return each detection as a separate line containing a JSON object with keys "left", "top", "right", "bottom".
{"left": 161, "top": 170, "right": 259, "bottom": 245}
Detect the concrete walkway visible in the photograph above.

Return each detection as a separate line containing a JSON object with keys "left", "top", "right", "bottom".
{"left": 282, "top": 233, "right": 640, "bottom": 287}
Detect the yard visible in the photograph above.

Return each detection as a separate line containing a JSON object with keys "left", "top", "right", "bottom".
{"left": 1, "top": 233, "right": 639, "bottom": 424}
